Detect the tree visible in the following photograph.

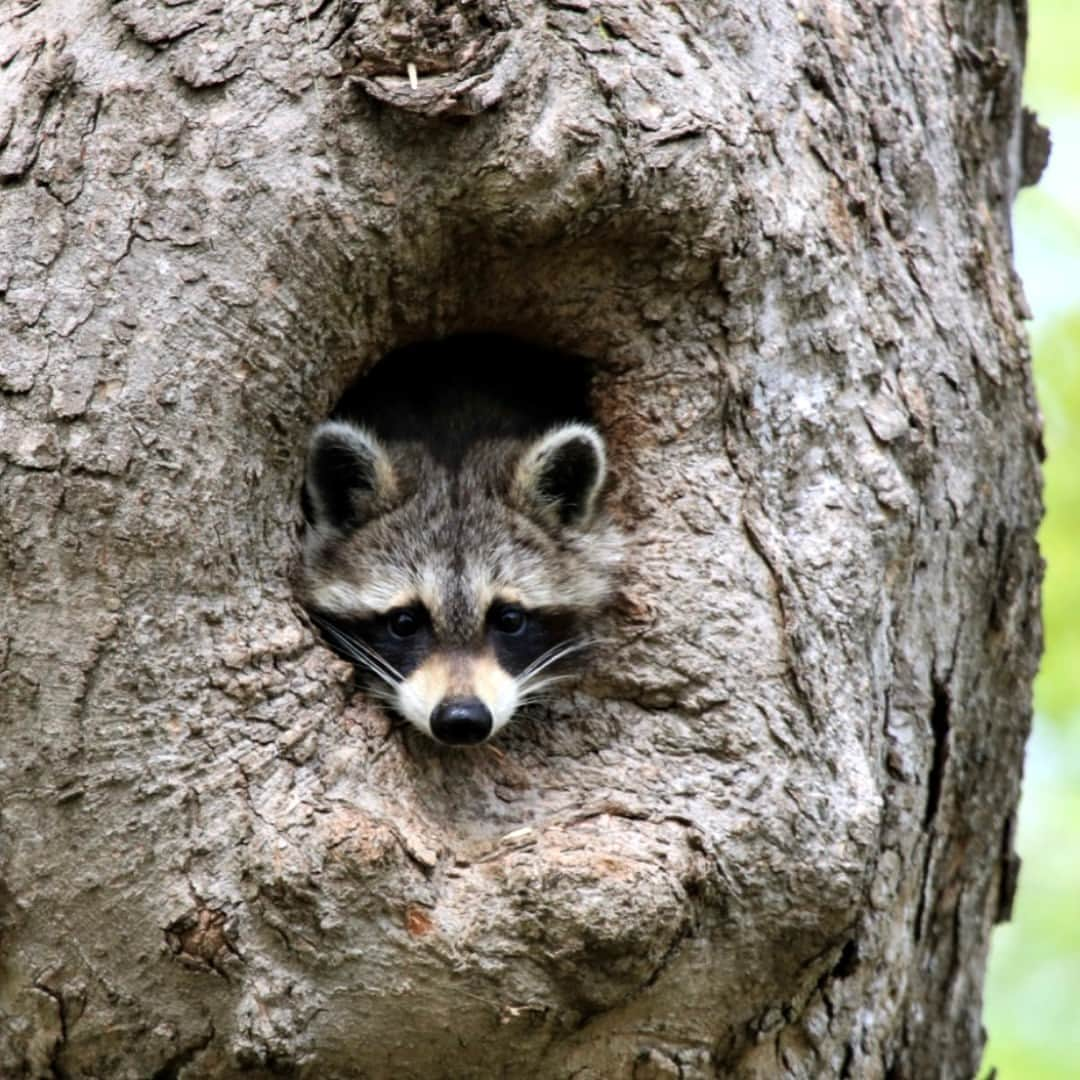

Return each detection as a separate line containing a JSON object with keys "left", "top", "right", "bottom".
{"left": 0, "top": 1, "right": 1047, "bottom": 1076}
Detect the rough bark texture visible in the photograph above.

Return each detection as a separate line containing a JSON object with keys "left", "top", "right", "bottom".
{"left": 0, "top": 1, "right": 1042, "bottom": 1077}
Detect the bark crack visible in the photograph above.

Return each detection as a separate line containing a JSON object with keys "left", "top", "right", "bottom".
{"left": 922, "top": 677, "right": 951, "bottom": 829}
{"left": 31, "top": 979, "right": 69, "bottom": 1080}
{"left": 994, "top": 810, "right": 1020, "bottom": 925}
{"left": 741, "top": 503, "right": 818, "bottom": 732}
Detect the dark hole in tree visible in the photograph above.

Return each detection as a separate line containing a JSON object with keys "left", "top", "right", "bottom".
{"left": 329, "top": 334, "right": 596, "bottom": 451}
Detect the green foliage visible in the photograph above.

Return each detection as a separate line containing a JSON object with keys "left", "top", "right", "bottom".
{"left": 981, "top": 2, "right": 1080, "bottom": 1075}
{"left": 1033, "top": 304, "right": 1080, "bottom": 725}
{"left": 981, "top": 727, "right": 1080, "bottom": 1078}
{"left": 1023, "top": 0, "right": 1080, "bottom": 112}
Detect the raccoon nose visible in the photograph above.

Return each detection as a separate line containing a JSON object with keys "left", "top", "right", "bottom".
{"left": 430, "top": 697, "right": 493, "bottom": 746}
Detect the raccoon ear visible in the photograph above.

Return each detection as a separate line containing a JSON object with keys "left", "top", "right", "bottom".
{"left": 514, "top": 423, "right": 607, "bottom": 528}
{"left": 304, "top": 421, "right": 397, "bottom": 531}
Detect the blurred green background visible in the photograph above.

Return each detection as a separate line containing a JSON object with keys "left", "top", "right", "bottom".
{"left": 980, "top": 1, "right": 1080, "bottom": 1075}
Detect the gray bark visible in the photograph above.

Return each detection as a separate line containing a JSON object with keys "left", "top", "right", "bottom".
{"left": 0, "top": 1, "right": 1043, "bottom": 1077}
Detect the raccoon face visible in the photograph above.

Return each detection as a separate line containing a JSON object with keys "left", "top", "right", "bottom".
{"left": 300, "top": 421, "right": 621, "bottom": 746}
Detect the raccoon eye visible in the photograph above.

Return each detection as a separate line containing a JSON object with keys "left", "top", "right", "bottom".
{"left": 490, "top": 603, "right": 527, "bottom": 636}
{"left": 387, "top": 607, "right": 424, "bottom": 639}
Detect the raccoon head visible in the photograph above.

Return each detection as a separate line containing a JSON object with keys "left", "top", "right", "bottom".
{"left": 300, "top": 420, "right": 621, "bottom": 746}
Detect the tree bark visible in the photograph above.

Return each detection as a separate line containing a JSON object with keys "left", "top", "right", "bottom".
{"left": 0, "top": 1, "right": 1042, "bottom": 1077}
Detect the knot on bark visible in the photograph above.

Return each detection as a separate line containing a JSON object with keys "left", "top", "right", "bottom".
{"left": 165, "top": 905, "right": 242, "bottom": 977}
{"left": 345, "top": 0, "right": 520, "bottom": 116}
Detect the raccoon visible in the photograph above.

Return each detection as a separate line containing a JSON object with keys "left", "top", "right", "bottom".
{"left": 299, "top": 339, "right": 622, "bottom": 746}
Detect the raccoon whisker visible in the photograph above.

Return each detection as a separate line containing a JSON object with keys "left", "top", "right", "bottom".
{"left": 310, "top": 615, "right": 381, "bottom": 668}
{"left": 517, "top": 674, "right": 574, "bottom": 699}
{"left": 516, "top": 691, "right": 561, "bottom": 708}
{"left": 577, "top": 635, "right": 616, "bottom": 648}
{"left": 347, "top": 637, "right": 406, "bottom": 683}
{"left": 344, "top": 648, "right": 401, "bottom": 689}
{"left": 362, "top": 680, "right": 399, "bottom": 703}
{"left": 513, "top": 641, "right": 593, "bottom": 709}
{"left": 516, "top": 668, "right": 576, "bottom": 693}
{"left": 313, "top": 619, "right": 404, "bottom": 689}
{"left": 346, "top": 638, "right": 430, "bottom": 712}
{"left": 343, "top": 649, "right": 429, "bottom": 721}
{"left": 516, "top": 684, "right": 575, "bottom": 710}
{"left": 366, "top": 681, "right": 422, "bottom": 719}
{"left": 326, "top": 630, "right": 395, "bottom": 669}
{"left": 518, "top": 637, "right": 595, "bottom": 683}
{"left": 517, "top": 643, "right": 578, "bottom": 681}
{"left": 392, "top": 679, "right": 429, "bottom": 723}
{"left": 310, "top": 618, "right": 434, "bottom": 723}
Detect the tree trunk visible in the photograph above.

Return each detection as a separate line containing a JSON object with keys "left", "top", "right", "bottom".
{"left": 0, "top": 1, "right": 1043, "bottom": 1077}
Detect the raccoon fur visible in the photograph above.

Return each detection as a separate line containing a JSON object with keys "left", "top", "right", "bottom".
{"left": 299, "top": 340, "right": 622, "bottom": 746}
